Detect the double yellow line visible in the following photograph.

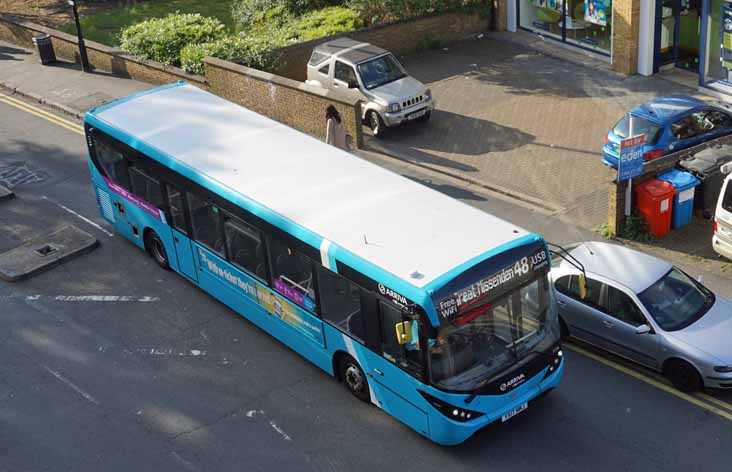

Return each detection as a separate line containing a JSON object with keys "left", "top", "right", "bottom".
{"left": 5, "top": 90, "right": 732, "bottom": 424}
{"left": 0, "top": 92, "right": 84, "bottom": 135}
{"left": 565, "top": 342, "right": 732, "bottom": 421}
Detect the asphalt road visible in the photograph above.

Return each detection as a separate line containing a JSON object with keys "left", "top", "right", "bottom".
{"left": 1, "top": 97, "right": 731, "bottom": 472}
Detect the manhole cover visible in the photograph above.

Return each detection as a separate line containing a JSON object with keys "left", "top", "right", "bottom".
{"left": 0, "top": 162, "right": 49, "bottom": 188}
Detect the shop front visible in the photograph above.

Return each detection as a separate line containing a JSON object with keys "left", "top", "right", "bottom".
{"left": 516, "top": 0, "right": 613, "bottom": 56}
{"left": 653, "top": 0, "right": 702, "bottom": 72}
{"left": 700, "top": 0, "right": 732, "bottom": 95}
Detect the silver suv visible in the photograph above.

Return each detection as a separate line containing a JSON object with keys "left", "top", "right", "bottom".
{"left": 305, "top": 38, "right": 434, "bottom": 137}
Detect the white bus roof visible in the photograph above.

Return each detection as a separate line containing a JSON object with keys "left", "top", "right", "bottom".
{"left": 92, "top": 84, "right": 531, "bottom": 289}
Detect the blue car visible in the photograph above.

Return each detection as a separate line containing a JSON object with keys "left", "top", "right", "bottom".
{"left": 602, "top": 96, "right": 732, "bottom": 169}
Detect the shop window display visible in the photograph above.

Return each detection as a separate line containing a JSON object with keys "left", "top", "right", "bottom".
{"left": 518, "top": 0, "right": 612, "bottom": 54}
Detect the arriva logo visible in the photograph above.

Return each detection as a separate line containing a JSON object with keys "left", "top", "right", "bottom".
{"left": 500, "top": 373, "right": 526, "bottom": 392}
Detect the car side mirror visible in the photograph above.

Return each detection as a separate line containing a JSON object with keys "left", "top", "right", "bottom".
{"left": 348, "top": 80, "right": 359, "bottom": 89}
{"left": 635, "top": 324, "right": 652, "bottom": 335}
{"left": 395, "top": 321, "right": 413, "bottom": 345}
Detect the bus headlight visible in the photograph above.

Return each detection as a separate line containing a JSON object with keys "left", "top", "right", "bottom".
{"left": 418, "top": 391, "right": 484, "bottom": 422}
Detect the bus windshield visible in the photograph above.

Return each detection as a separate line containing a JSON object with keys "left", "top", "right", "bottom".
{"left": 429, "top": 275, "right": 554, "bottom": 391}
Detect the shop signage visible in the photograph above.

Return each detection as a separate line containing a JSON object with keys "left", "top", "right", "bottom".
{"left": 617, "top": 135, "right": 645, "bottom": 182}
{"left": 585, "top": 0, "right": 608, "bottom": 26}
{"left": 723, "top": 7, "right": 732, "bottom": 70}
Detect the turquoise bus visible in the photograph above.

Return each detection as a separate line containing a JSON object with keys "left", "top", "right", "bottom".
{"left": 84, "top": 82, "right": 564, "bottom": 445}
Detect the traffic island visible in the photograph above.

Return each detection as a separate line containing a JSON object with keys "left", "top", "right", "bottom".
{"left": 0, "top": 225, "right": 98, "bottom": 281}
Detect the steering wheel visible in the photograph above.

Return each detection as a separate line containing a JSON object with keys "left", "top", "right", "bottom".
{"left": 702, "top": 117, "right": 715, "bottom": 131}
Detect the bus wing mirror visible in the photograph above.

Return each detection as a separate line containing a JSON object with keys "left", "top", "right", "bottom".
{"left": 578, "top": 273, "right": 587, "bottom": 300}
{"left": 395, "top": 321, "right": 413, "bottom": 345}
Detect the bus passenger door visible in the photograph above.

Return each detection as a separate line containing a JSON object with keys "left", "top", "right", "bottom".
{"left": 165, "top": 184, "right": 198, "bottom": 282}
{"left": 360, "top": 294, "right": 429, "bottom": 438}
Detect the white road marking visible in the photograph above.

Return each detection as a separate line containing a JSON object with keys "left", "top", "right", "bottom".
{"left": 43, "top": 366, "right": 99, "bottom": 405}
{"left": 170, "top": 451, "right": 199, "bottom": 472}
{"left": 121, "top": 348, "right": 207, "bottom": 357}
{"left": 3, "top": 294, "right": 160, "bottom": 302}
{"left": 40, "top": 195, "right": 115, "bottom": 238}
{"left": 269, "top": 420, "right": 292, "bottom": 441}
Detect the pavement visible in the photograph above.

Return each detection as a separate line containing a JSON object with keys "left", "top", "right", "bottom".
{"left": 0, "top": 41, "right": 150, "bottom": 119}
{"left": 365, "top": 32, "right": 703, "bottom": 230}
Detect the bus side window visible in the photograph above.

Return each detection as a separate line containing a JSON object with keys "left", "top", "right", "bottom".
{"left": 166, "top": 184, "right": 187, "bottom": 233}
{"left": 128, "top": 166, "right": 164, "bottom": 208}
{"left": 316, "top": 266, "right": 363, "bottom": 342}
{"left": 224, "top": 213, "right": 267, "bottom": 281}
{"left": 269, "top": 237, "right": 318, "bottom": 313}
{"left": 187, "top": 193, "right": 225, "bottom": 256}
{"left": 94, "top": 138, "right": 131, "bottom": 190}
{"left": 379, "top": 301, "right": 425, "bottom": 379}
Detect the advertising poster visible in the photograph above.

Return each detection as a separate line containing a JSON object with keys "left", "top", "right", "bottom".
{"left": 722, "top": 7, "right": 732, "bottom": 70}
{"left": 531, "top": 0, "right": 561, "bottom": 11}
{"left": 585, "top": 0, "right": 607, "bottom": 26}
{"left": 617, "top": 135, "right": 645, "bottom": 182}
{"left": 256, "top": 286, "right": 323, "bottom": 345}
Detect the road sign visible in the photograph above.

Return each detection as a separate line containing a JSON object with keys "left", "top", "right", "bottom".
{"left": 618, "top": 135, "right": 645, "bottom": 182}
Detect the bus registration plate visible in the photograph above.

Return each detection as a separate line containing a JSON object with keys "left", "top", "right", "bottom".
{"left": 501, "top": 402, "right": 527, "bottom": 422}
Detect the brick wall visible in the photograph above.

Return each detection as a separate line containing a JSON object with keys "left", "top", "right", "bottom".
{"left": 272, "top": 12, "right": 487, "bottom": 81}
{"left": 611, "top": 0, "right": 640, "bottom": 75}
{"left": 204, "top": 57, "right": 363, "bottom": 148}
{"left": 607, "top": 135, "right": 732, "bottom": 235}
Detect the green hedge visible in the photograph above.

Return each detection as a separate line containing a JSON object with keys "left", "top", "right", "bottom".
{"left": 347, "top": 0, "right": 490, "bottom": 25}
{"left": 120, "top": 13, "right": 227, "bottom": 66}
{"left": 288, "top": 6, "right": 362, "bottom": 41}
{"left": 180, "top": 35, "right": 276, "bottom": 74}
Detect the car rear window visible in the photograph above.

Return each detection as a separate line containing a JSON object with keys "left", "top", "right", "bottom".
{"left": 612, "top": 115, "right": 662, "bottom": 145}
{"left": 308, "top": 51, "right": 328, "bottom": 66}
{"left": 723, "top": 181, "right": 732, "bottom": 212}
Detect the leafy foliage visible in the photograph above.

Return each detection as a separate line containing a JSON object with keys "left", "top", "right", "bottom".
{"left": 347, "top": 0, "right": 490, "bottom": 25}
{"left": 180, "top": 35, "right": 277, "bottom": 74}
{"left": 120, "top": 13, "right": 226, "bottom": 66}
{"left": 619, "top": 213, "right": 654, "bottom": 241}
{"left": 288, "top": 7, "right": 363, "bottom": 41}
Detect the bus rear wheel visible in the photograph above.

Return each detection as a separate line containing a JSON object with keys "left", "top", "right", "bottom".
{"left": 339, "top": 354, "right": 370, "bottom": 403}
{"left": 146, "top": 230, "right": 170, "bottom": 270}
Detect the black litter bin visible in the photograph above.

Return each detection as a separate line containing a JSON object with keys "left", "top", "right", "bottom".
{"left": 32, "top": 33, "right": 56, "bottom": 65}
{"left": 678, "top": 144, "right": 732, "bottom": 217}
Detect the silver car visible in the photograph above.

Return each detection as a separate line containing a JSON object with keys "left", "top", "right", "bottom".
{"left": 305, "top": 38, "right": 434, "bottom": 137}
{"left": 551, "top": 241, "right": 732, "bottom": 392}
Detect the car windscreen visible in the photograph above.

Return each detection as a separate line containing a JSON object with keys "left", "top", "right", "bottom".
{"left": 612, "top": 115, "right": 662, "bottom": 145}
{"left": 356, "top": 54, "right": 406, "bottom": 90}
{"left": 637, "top": 268, "right": 715, "bottom": 331}
{"left": 723, "top": 181, "right": 732, "bottom": 212}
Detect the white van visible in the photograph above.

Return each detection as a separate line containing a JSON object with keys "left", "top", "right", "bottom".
{"left": 714, "top": 162, "right": 732, "bottom": 260}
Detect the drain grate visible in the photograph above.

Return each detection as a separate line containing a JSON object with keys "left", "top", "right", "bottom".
{"left": 34, "top": 244, "right": 58, "bottom": 257}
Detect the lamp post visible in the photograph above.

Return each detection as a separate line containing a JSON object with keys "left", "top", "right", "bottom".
{"left": 68, "top": 0, "right": 91, "bottom": 72}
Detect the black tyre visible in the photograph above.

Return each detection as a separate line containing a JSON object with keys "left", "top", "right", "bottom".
{"left": 367, "top": 111, "right": 386, "bottom": 138}
{"left": 417, "top": 110, "right": 431, "bottom": 123}
{"left": 339, "top": 354, "right": 370, "bottom": 402}
{"left": 666, "top": 360, "right": 702, "bottom": 392}
{"left": 146, "top": 230, "right": 170, "bottom": 270}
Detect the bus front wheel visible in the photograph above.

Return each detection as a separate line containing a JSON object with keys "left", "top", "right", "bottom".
{"left": 145, "top": 230, "right": 170, "bottom": 270}
{"left": 339, "top": 354, "right": 370, "bottom": 403}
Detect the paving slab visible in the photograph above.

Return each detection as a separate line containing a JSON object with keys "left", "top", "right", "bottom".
{"left": 0, "top": 224, "right": 98, "bottom": 281}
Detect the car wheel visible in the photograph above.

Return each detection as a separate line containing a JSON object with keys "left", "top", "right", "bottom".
{"left": 665, "top": 359, "right": 702, "bottom": 392}
{"left": 339, "top": 354, "right": 370, "bottom": 402}
{"left": 367, "top": 111, "right": 386, "bottom": 138}
{"left": 417, "top": 110, "right": 431, "bottom": 123}
{"left": 146, "top": 230, "right": 170, "bottom": 270}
